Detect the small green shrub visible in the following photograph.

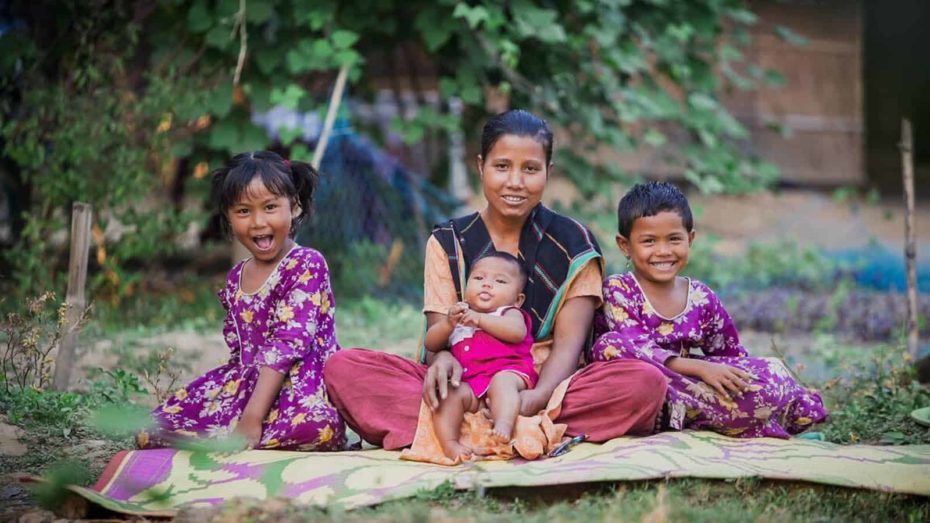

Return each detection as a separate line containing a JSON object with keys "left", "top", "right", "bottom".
{"left": 822, "top": 346, "right": 930, "bottom": 445}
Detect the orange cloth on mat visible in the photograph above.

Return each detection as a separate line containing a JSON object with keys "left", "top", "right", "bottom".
{"left": 400, "top": 377, "right": 572, "bottom": 466}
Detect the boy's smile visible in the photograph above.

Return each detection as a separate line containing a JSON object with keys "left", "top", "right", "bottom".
{"left": 617, "top": 210, "right": 695, "bottom": 287}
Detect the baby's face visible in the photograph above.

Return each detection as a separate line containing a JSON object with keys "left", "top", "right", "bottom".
{"left": 464, "top": 257, "right": 526, "bottom": 313}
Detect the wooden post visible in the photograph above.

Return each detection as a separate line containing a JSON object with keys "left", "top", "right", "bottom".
{"left": 53, "top": 202, "right": 92, "bottom": 391}
{"left": 312, "top": 65, "right": 350, "bottom": 170}
{"left": 900, "top": 119, "right": 919, "bottom": 361}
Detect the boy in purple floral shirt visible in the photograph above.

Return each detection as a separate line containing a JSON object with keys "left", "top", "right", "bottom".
{"left": 592, "top": 182, "right": 827, "bottom": 438}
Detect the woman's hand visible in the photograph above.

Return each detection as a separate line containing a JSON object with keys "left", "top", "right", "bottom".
{"left": 423, "top": 350, "right": 463, "bottom": 410}
{"left": 234, "top": 414, "right": 263, "bottom": 449}
{"left": 517, "top": 388, "right": 549, "bottom": 416}
{"left": 671, "top": 358, "right": 751, "bottom": 401}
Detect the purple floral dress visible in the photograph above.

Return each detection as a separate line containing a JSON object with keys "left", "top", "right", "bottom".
{"left": 592, "top": 272, "right": 827, "bottom": 439}
{"left": 138, "top": 246, "right": 346, "bottom": 451}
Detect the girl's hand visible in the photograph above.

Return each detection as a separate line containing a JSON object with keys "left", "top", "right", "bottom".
{"left": 423, "top": 351, "right": 463, "bottom": 410}
{"left": 690, "top": 360, "right": 752, "bottom": 401}
{"left": 234, "top": 414, "right": 263, "bottom": 449}
{"left": 446, "top": 302, "right": 468, "bottom": 326}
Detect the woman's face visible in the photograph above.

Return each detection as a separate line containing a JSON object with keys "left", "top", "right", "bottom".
{"left": 478, "top": 134, "right": 549, "bottom": 222}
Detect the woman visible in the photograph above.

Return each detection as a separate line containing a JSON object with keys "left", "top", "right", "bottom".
{"left": 324, "top": 110, "right": 666, "bottom": 450}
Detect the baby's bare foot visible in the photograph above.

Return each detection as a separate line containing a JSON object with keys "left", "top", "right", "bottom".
{"left": 491, "top": 421, "right": 514, "bottom": 442}
{"left": 441, "top": 440, "right": 473, "bottom": 460}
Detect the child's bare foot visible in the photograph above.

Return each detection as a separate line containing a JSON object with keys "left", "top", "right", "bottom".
{"left": 441, "top": 440, "right": 473, "bottom": 461}
{"left": 491, "top": 421, "right": 514, "bottom": 442}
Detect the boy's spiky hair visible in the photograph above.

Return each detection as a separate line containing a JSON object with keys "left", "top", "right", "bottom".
{"left": 617, "top": 181, "right": 693, "bottom": 237}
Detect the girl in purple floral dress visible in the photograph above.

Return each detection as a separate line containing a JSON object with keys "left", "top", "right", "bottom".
{"left": 137, "top": 151, "right": 345, "bottom": 451}
{"left": 592, "top": 182, "right": 827, "bottom": 439}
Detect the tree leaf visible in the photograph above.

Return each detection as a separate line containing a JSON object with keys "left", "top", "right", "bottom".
{"left": 186, "top": 0, "right": 212, "bottom": 33}
{"left": 246, "top": 0, "right": 273, "bottom": 23}
{"left": 452, "top": 4, "right": 489, "bottom": 29}
{"left": 270, "top": 84, "right": 307, "bottom": 110}
{"left": 331, "top": 29, "right": 359, "bottom": 50}
{"left": 416, "top": 9, "right": 455, "bottom": 51}
{"left": 205, "top": 25, "right": 231, "bottom": 49}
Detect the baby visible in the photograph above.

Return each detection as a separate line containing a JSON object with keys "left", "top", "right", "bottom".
{"left": 423, "top": 252, "right": 538, "bottom": 459}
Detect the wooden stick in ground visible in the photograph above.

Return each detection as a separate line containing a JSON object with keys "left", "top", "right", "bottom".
{"left": 53, "top": 202, "right": 93, "bottom": 391}
{"left": 900, "top": 118, "right": 919, "bottom": 361}
{"left": 312, "top": 65, "right": 350, "bottom": 170}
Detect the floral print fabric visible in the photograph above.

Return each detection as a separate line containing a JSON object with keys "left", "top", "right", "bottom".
{"left": 139, "top": 247, "right": 346, "bottom": 451}
{"left": 592, "top": 272, "right": 827, "bottom": 439}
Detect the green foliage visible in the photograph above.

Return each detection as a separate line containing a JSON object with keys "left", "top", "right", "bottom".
{"left": 1, "top": 292, "right": 70, "bottom": 394}
{"left": 337, "top": 296, "right": 422, "bottom": 356}
{"left": 29, "top": 459, "right": 94, "bottom": 510}
{"left": 88, "top": 272, "right": 226, "bottom": 333}
{"left": 0, "top": 362, "right": 147, "bottom": 432}
{"left": 822, "top": 347, "right": 930, "bottom": 446}
{"left": 327, "top": 241, "right": 389, "bottom": 302}
{"left": 683, "top": 238, "right": 839, "bottom": 291}
{"left": 1, "top": 3, "right": 211, "bottom": 299}
{"left": 1, "top": 0, "right": 791, "bottom": 303}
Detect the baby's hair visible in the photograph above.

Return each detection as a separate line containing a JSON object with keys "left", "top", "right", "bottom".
{"left": 471, "top": 251, "right": 528, "bottom": 288}
{"left": 210, "top": 150, "right": 319, "bottom": 236}
{"left": 481, "top": 109, "right": 554, "bottom": 165}
{"left": 617, "top": 181, "right": 693, "bottom": 238}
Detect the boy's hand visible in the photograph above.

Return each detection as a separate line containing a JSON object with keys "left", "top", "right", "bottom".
{"left": 690, "top": 360, "right": 752, "bottom": 401}
{"left": 446, "top": 302, "right": 468, "bottom": 326}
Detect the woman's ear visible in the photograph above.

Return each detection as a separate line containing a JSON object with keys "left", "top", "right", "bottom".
{"left": 476, "top": 154, "right": 485, "bottom": 179}
{"left": 615, "top": 233, "right": 631, "bottom": 258}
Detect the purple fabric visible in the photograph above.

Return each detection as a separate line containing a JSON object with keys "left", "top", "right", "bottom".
{"left": 592, "top": 272, "right": 828, "bottom": 439}
{"left": 143, "top": 247, "right": 346, "bottom": 451}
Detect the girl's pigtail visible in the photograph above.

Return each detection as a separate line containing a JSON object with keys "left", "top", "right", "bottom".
{"left": 210, "top": 165, "right": 232, "bottom": 236}
{"left": 286, "top": 160, "right": 319, "bottom": 228}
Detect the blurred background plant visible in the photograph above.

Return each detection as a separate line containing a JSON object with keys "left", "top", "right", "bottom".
{"left": 0, "top": 0, "right": 790, "bottom": 307}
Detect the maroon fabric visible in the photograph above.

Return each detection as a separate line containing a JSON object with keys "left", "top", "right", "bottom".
{"left": 324, "top": 348, "right": 666, "bottom": 449}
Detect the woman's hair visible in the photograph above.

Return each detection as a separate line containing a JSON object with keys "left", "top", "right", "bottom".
{"left": 210, "top": 150, "right": 319, "bottom": 235}
{"left": 617, "top": 181, "right": 693, "bottom": 238}
{"left": 480, "top": 109, "right": 554, "bottom": 165}
{"left": 471, "top": 251, "right": 528, "bottom": 287}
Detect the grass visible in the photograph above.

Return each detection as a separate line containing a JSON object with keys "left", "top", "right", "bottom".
{"left": 176, "top": 479, "right": 929, "bottom": 522}
{"left": 337, "top": 296, "right": 423, "bottom": 356}
{"left": 821, "top": 347, "right": 930, "bottom": 445}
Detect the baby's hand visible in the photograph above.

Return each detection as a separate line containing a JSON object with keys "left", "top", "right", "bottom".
{"left": 459, "top": 309, "right": 482, "bottom": 328}
{"left": 446, "top": 302, "right": 469, "bottom": 326}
